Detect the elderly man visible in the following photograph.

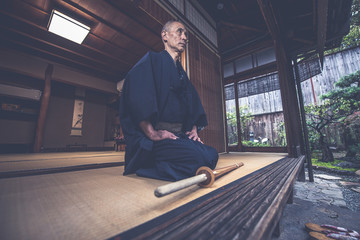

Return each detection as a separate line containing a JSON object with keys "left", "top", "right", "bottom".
{"left": 119, "top": 20, "right": 218, "bottom": 181}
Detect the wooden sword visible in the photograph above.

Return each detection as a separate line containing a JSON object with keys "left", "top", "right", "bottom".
{"left": 154, "top": 162, "right": 244, "bottom": 197}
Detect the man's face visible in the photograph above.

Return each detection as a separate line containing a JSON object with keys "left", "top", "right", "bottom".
{"left": 162, "top": 22, "right": 188, "bottom": 53}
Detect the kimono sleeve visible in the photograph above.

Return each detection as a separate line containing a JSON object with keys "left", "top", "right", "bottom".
{"left": 123, "top": 53, "right": 158, "bottom": 125}
{"left": 187, "top": 83, "right": 208, "bottom": 131}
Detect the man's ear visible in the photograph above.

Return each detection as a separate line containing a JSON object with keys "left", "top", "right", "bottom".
{"left": 162, "top": 31, "right": 167, "bottom": 42}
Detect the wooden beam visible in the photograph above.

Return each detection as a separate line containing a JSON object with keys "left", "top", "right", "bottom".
{"left": 248, "top": 156, "right": 305, "bottom": 239}
{"left": 220, "top": 20, "right": 265, "bottom": 33}
{"left": 62, "top": 0, "right": 159, "bottom": 51}
{"left": 234, "top": 77, "right": 243, "bottom": 152}
{"left": 257, "top": 0, "right": 304, "bottom": 157}
{"left": 292, "top": 37, "right": 314, "bottom": 45}
{"left": 257, "top": 0, "right": 281, "bottom": 38}
{"left": 34, "top": 64, "right": 53, "bottom": 153}
{"left": 4, "top": 1, "right": 142, "bottom": 63}
{"left": 291, "top": 12, "right": 312, "bottom": 20}
{"left": 0, "top": 9, "right": 133, "bottom": 75}
{"left": 293, "top": 59, "right": 314, "bottom": 182}
{"left": 317, "top": 0, "right": 328, "bottom": 68}
{"left": 224, "top": 62, "right": 277, "bottom": 85}
{"left": 0, "top": 26, "right": 121, "bottom": 80}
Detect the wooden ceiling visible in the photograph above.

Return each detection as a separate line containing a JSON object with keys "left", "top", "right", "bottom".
{"left": 197, "top": 0, "right": 270, "bottom": 54}
{"left": 1, "top": 0, "right": 352, "bottom": 84}
{"left": 0, "top": 0, "right": 164, "bottom": 83}
{"left": 197, "top": 0, "right": 352, "bottom": 60}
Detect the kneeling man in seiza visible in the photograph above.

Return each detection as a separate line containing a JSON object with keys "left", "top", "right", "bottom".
{"left": 119, "top": 20, "right": 218, "bottom": 181}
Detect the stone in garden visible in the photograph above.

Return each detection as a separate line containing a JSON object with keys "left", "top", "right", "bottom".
{"left": 315, "top": 174, "right": 341, "bottom": 180}
{"left": 340, "top": 181, "right": 360, "bottom": 187}
{"left": 351, "top": 187, "right": 360, "bottom": 194}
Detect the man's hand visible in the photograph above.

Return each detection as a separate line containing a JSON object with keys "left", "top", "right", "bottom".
{"left": 140, "top": 121, "right": 178, "bottom": 141}
{"left": 149, "top": 130, "right": 178, "bottom": 141}
{"left": 186, "top": 125, "right": 203, "bottom": 144}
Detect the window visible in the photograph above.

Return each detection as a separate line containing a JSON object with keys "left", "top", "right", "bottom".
{"left": 223, "top": 48, "right": 276, "bottom": 79}
{"left": 235, "top": 55, "right": 253, "bottom": 73}
{"left": 256, "top": 48, "right": 276, "bottom": 66}
{"left": 223, "top": 62, "right": 234, "bottom": 78}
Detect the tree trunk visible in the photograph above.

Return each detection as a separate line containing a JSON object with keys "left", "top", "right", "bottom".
{"left": 319, "top": 133, "right": 334, "bottom": 162}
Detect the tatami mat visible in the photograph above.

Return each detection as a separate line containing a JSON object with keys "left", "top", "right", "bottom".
{"left": 0, "top": 151, "right": 286, "bottom": 240}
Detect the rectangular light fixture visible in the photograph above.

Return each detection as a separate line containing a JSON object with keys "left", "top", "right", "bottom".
{"left": 48, "top": 10, "right": 90, "bottom": 44}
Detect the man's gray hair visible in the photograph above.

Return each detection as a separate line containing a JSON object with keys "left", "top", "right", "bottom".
{"left": 161, "top": 20, "right": 182, "bottom": 33}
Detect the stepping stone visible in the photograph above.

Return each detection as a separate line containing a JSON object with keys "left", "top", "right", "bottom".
{"left": 315, "top": 174, "right": 341, "bottom": 180}
{"left": 331, "top": 199, "right": 347, "bottom": 207}
{"left": 356, "top": 170, "right": 360, "bottom": 176}
{"left": 340, "top": 181, "right": 360, "bottom": 187}
{"left": 351, "top": 187, "right": 360, "bottom": 194}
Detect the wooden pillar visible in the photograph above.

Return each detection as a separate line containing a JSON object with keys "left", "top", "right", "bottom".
{"left": 33, "top": 64, "right": 53, "bottom": 153}
{"left": 274, "top": 44, "right": 303, "bottom": 157}
{"left": 234, "top": 81, "right": 243, "bottom": 151}
{"left": 257, "top": 0, "right": 303, "bottom": 157}
{"left": 294, "top": 60, "right": 315, "bottom": 182}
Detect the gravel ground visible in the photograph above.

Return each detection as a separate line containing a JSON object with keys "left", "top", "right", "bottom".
{"left": 313, "top": 169, "right": 360, "bottom": 212}
{"left": 333, "top": 172, "right": 360, "bottom": 212}
{"left": 342, "top": 187, "right": 360, "bottom": 212}
{"left": 274, "top": 169, "right": 360, "bottom": 240}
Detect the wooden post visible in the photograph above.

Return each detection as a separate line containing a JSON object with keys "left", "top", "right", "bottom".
{"left": 275, "top": 42, "right": 303, "bottom": 157}
{"left": 257, "top": 0, "right": 304, "bottom": 157}
{"left": 294, "top": 60, "right": 314, "bottom": 182}
{"left": 272, "top": 220, "right": 281, "bottom": 238}
{"left": 234, "top": 80, "right": 243, "bottom": 151}
{"left": 287, "top": 188, "right": 294, "bottom": 204}
{"left": 317, "top": 0, "right": 329, "bottom": 68}
{"left": 33, "top": 64, "right": 53, "bottom": 152}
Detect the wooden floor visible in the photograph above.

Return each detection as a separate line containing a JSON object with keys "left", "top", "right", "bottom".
{"left": 0, "top": 151, "right": 124, "bottom": 172}
{"left": 0, "top": 151, "right": 286, "bottom": 240}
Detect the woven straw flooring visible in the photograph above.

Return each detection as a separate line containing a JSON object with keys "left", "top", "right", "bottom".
{"left": 0, "top": 151, "right": 286, "bottom": 240}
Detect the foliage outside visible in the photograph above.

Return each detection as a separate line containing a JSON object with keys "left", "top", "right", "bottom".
{"left": 274, "top": 121, "right": 287, "bottom": 147}
{"left": 311, "top": 158, "right": 358, "bottom": 172}
{"left": 226, "top": 106, "right": 238, "bottom": 146}
{"left": 305, "top": 70, "right": 360, "bottom": 165}
{"left": 325, "top": 0, "right": 360, "bottom": 54}
{"left": 226, "top": 105, "right": 254, "bottom": 146}
{"left": 226, "top": 105, "right": 286, "bottom": 147}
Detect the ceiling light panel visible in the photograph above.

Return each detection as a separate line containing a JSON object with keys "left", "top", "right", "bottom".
{"left": 48, "top": 10, "right": 90, "bottom": 44}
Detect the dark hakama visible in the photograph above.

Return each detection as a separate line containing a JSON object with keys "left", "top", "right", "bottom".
{"left": 120, "top": 50, "right": 218, "bottom": 181}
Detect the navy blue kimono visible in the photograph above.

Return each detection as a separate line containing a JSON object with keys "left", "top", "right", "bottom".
{"left": 119, "top": 50, "right": 218, "bottom": 181}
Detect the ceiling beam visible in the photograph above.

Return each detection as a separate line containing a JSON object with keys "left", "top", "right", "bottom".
{"left": 220, "top": 20, "right": 266, "bottom": 33}
{"left": 17, "top": 0, "right": 154, "bottom": 58}
{"left": 257, "top": 0, "right": 282, "bottom": 41}
{"left": 1, "top": 2, "right": 140, "bottom": 64}
{"left": 62, "top": 0, "right": 159, "bottom": 52}
{"left": 292, "top": 37, "right": 314, "bottom": 45}
{"left": 0, "top": 31, "right": 121, "bottom": 81}
{"left": 291, "top": 12, "right": 312, "bottom": 20}
{"left": 0, "top": 10, "right": 129, "bottom": 71}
